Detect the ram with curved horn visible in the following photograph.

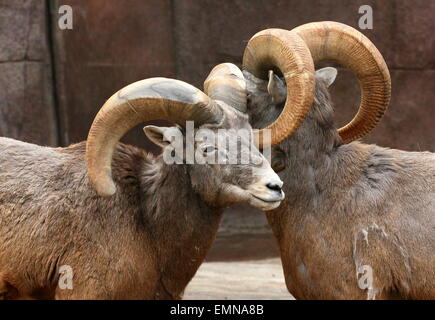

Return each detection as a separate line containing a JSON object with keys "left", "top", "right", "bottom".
{"left": 241, "top": 21, "right": 434, "bottom": 299}
{"left": 0, "top": 64, "right": 288, "bottom": 299}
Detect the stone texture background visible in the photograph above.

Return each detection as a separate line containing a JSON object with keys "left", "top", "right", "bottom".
{"left": 1, "top": 0, "right": 434, "bottom": 259}
{"left": 2, "top": 0, "right": 433, "bottom": 151}
{"left": 0, "top": 0, "right": 57, "bottom": 146}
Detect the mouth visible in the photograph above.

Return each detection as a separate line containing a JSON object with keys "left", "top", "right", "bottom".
{"left": 249, "top": 192, "right": 285, "bottom": 211}
{"left": 251, "top": 194, "right": 282, "bottom": 203}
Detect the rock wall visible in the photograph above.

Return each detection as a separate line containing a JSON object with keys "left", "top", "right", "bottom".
{"left": 2, "top": 0, "right": 432, "bottom": 151}
{"left": 0, "top": 0, "right": 57, "bottom": 146}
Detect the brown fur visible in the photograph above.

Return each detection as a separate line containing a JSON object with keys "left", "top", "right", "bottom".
{"left": 0, "top": 107, "right": 280, "bottom": 300}
{"left": 245, "top": 70, "right": 435, "bottom": 299}
{"left": 0, "top": 140, "right": 203, "bottom": 299}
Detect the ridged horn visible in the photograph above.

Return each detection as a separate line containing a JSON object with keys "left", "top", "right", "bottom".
{"left": 243, "top": 29, "right": 315, "bottom": 148}
{"left": 86, "top": 78, "right": 223, "bottom": 197}
{"left": 204, "top": 63, "right": 247, "bottom": 113}
{"left": 293, "top": 21, "right": 391, "bottom": 143}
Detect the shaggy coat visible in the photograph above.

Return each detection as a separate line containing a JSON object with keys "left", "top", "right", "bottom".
{"left": 245, "top": 69, "right": 435, "bottom": 299}
{"left": 0, "top": 140, "right": 224, "bottom": 299}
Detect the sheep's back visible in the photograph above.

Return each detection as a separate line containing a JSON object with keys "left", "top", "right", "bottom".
{"left": 0, "top": 138, "right": 155, "bottom": 298}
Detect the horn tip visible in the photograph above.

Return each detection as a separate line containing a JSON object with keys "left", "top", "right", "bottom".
{"left": 95, "top": 180, "right": 117, "bottom": 197}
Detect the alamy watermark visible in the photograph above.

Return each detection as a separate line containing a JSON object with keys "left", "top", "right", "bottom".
{"left": 357, "top": 264, "right": 379, "bottom": 299}
{"left": 357, "top": 264, "right": 373, "bottom": 290}
{"left": 58, "top": 265, "right": 73, "bottom": 290}
{"left": 58, "top": 5, "right": 73, "bottom": 30}
{"left": 358, "top": 5, "right": 373, "bottom": 30}
{"left": 155, "top": 121, "right": 272, "bottom": 165}
{"left": 57, "top": 4, "right": 374, "bottom": 31}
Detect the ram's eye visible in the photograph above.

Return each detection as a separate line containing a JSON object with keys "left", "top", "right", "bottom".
{"left": 202, "top": 145, "right": 216, "bottom": 154}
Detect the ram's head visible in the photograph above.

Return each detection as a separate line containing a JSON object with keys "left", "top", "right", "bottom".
{"left": 241, "top": 21, "right": 391, "bottom": 150}
{"left": 85, "top": 64, "right": 289, "bottom": 210}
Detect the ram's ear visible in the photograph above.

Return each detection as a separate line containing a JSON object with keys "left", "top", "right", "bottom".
{"left": 271, "top": 147, "right": 286, "bottom": 172}
{"left": 267, "top": 70, "right": 287, "bottom": 104}
{"left": 143, "top": 125, "right": 183, "bottom": 148}
{"left": 315, "top": 67, "right": 337, "bottom": 88}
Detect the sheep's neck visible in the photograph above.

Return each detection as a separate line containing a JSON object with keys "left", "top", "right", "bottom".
{"left": 142, "top": 161, "right": 223, "bottom": 298}
{"left": 268, "top": 125, "right": 373, "bottom": 238}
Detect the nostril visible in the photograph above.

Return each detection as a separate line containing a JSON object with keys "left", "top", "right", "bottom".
{"left": 266, "top": 183, "right": 282, "bottom": 193}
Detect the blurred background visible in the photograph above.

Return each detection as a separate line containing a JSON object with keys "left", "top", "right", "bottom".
{"left": 1, "top": 0, "right": 434, "bottom": 268}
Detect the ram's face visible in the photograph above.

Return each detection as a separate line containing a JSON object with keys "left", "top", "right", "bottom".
{"left": 143, "top": 119, "right": 284, "bottom": 211}
{"left": 189, "top": 125, "right": 285, "bottom": 211}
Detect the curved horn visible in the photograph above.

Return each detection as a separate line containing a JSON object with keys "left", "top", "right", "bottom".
{"left": 293, "top": 21, "right": 391, "bottom": 143}
{"left": 86, "top": 78, "right": 223, "bottom": 197}
{"left": 243, "top": 29, "right": 315, "bottom": 148}
{"left": 204, "top": 63, "right": 247, "bottom": 113}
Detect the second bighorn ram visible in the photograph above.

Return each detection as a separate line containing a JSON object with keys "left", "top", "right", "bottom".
{"left": 239, "top": 21, "right": 434, "bottom": 299}
{"left": 0, "top": 64, "right": 298, "bottom": 299}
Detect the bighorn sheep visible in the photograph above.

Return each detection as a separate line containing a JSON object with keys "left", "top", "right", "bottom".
{"left": 240, "top": 21, "right": 435, "bottom": 299}
{"left": 0, "top": 64, "right": 296, "bottom": 299}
